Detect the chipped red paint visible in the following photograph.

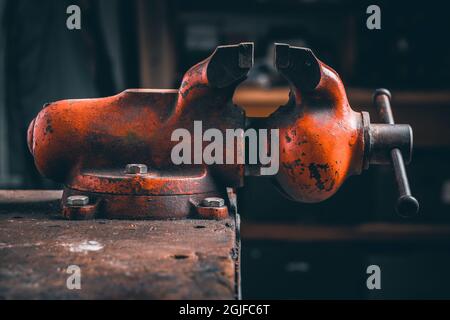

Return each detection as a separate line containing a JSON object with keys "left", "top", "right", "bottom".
{"left": 28, "top": 43, "right": 253, "bottom": 219}
{"left": 265, "top": 44, "right": 365, "bottom": 202}
{"left": 27, "top": 42, "right": 413, "bottom": 219}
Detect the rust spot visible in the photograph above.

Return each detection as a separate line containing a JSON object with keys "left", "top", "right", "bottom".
{"left": 308, "top": 163, "right": 330, "bottom": 191}
{"left": 45, "top": 118, "right": 54, "bottom": 135}
{"left": 285, "top": 134, "right": 292, "bottom": 143}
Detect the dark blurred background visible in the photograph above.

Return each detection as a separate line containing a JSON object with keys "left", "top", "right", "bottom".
{"left": 1, "top": 0, "right": 450, "bottom": 299}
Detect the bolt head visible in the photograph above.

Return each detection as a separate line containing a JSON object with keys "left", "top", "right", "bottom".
{"left": 125, "top": 164, "right": 148, "bottom": 174}
{"left": 67, "top": 195, "right": 89, "bottom": 207}
{"left": 201, "top": 197, "right": 225, "bottom": 208}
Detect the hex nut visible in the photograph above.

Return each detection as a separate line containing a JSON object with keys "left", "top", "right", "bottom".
{"left": 125, "top": 164, "right": 148, "bottom": 174}
{"left": 201, "top": 197, "right": 225, "bottom": 208}
{"left": 67, "top": 195, "right": 89, "bottom": 207}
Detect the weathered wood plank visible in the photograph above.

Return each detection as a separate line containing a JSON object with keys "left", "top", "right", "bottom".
{"left": 0, "top": 191, "right": 238, "bottom": 300}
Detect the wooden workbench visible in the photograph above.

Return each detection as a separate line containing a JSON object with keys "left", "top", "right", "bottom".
{"left": 0, "top": 191, "right": 240, "bottom": 300}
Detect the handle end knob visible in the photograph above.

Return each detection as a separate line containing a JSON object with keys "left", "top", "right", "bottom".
{"left": 396, "top": 194, "right": 420, "bottom": 218}
{"left": 373, "top": 88, "right": 392, "bottom": 102}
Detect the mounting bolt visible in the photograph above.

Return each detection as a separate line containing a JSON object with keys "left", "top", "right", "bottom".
{"left": 125, "top": 164, "right": 148, "bottom": 174}
{"left": 201, "top": 197, "right": 225, "bottom": 208}
{"left": 67, "top": 195, "right": 89, "bottom": 207}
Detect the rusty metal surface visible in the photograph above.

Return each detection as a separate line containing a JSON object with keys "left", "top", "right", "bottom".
{"left": 255, "top": 44, "right": 366, "bottom": 203}
{"left": 27, "top": 43, "right": 252, "bottom": 219}
{"left": 0, "top": 191, "right": 239, "bottom": 300}
{"left": 61, "top": 188, "right": 228, "bottom": 220}
{"left": 25, "top": 42, "right": 416, "bottom": 219}
{"left": 27, "top": 45, "right": 250, "bottom": 186}
{"left": 248, "top": 44, "right": 414, "bottom": 208}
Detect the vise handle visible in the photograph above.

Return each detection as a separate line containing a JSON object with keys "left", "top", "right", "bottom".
{"left": 373, "top": 89, "right": 420, "bottom": 217}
